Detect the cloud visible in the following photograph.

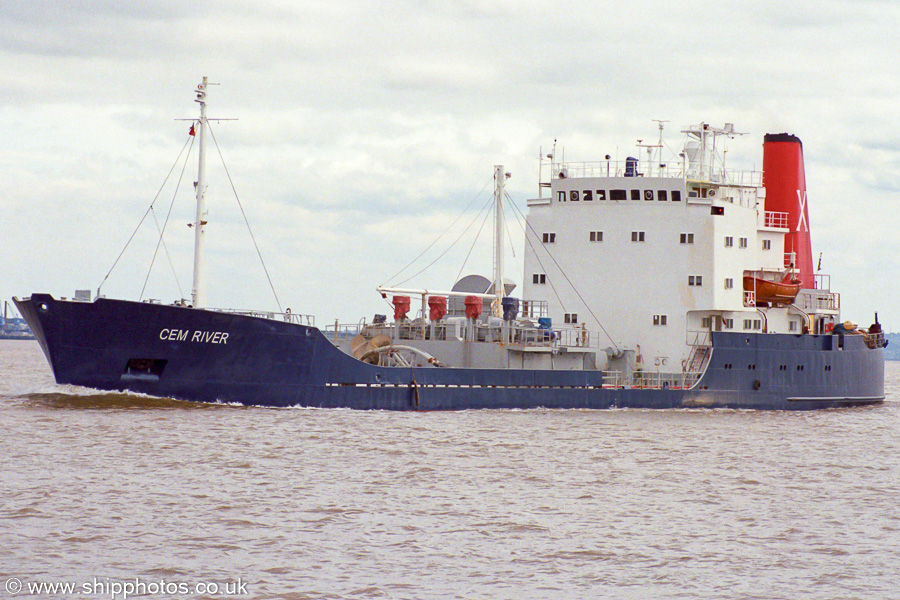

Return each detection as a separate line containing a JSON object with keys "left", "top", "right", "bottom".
{"left": 1, "top": 0, "right": 898, "bottom": 324}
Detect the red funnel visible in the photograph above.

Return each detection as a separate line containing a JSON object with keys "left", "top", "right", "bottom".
{"left": 763, "top": 133, "right": 814, "bottom": 288}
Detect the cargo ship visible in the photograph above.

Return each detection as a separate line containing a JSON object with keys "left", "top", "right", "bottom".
{"left": 15, "top": 78, "right": 885, "bottom": 409}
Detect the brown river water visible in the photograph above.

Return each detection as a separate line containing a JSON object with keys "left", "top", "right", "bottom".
{"left": 2, "top": 339, "right": 899, "bottom": 599}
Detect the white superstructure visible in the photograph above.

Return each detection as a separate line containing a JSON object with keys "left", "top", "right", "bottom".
{"left": 522, "top": 123, "right": 839, "bottom": 371}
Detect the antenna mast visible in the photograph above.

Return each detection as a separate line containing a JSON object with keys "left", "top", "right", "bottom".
{"left": 492, "top": 165, "right": 508, "bottom": 317}
{"left": 191, "top": 77, "right": 209, "bottom": 308}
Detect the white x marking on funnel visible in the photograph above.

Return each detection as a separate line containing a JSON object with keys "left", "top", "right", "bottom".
{"left": 796, "top": 190, "right": 808, "bottom": 232}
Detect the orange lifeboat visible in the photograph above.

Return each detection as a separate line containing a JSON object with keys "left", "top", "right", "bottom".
{"left": 743, "top": 276, "right": 801, "bottom": 305}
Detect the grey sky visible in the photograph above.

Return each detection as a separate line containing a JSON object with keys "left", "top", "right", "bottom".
{"left": 2, "top": 0, "right": 897, "bottom": 325}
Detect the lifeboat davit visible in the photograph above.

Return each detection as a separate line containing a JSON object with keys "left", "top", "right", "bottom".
{"left": 743, "top": 276, "right": 801, "bottom": 305}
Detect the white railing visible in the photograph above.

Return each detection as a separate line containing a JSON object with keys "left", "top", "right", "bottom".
{"left": 520, "top": 300, "right": 549, "bottom": 319}
{"left": 796, "top": 290, "right": 840, "bottom": 311}
{"left": 602, "top": 370, "right": 703, "bottom": 389}
{"left": 355, "top": 317, "right": 593, "bottom": 349}
{"left": 213, "top": 307, "right": 316, "bottom": 326}
{"left": 323, "top": 322, "right": 366, "bottom": 343}
{"left": 555, "top": 160, "right": 686, "bottom": 179}
{"left": 764, "top": 211, "right": 789, "bottom": 229}
{"left": 812, "top": 273, "right": 831, "bottom": 291}
{"left": 685, "top": 329, "right": 712, "bottom": 347}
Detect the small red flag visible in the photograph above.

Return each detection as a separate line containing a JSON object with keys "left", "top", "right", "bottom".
{"left": 189, "top": 124, "right": 195, "bottom": 136}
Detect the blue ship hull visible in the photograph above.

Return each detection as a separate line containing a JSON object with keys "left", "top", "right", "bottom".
{"left": 15, "top": 294, "right": 884, "bottom": 410}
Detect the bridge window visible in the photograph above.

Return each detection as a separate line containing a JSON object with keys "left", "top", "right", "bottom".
{"left": 658, "top": 190, "right": 668, "bottom": 201}
{"left": 672, "top": 190, "right": 682, "bottom": 202}
{"left": 610, "top": 189, "right": 627, "bottom": 201}
{"left": 596, "top": 189, "right": 606, "bottom": 200}
{"left": 582, "top": 190, "right": 593, "bottom": 201}
{"left": 631, "top": 189, "right": 641, "bottom": 201}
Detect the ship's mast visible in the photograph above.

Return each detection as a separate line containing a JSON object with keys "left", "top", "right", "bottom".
{"left": 191, "top": 77, "right": 209, "bottom": 308}
{"left": 492, "top": 165, "right": 507, "bottom": 316}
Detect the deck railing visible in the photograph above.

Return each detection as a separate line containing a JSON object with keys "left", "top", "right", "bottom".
{"left": 603, "top": 370, "right": 703, "bottom": 389}
{"left": 764, "top": 211, "right": 789, "bottom": 229}
{"left": 549, "top": 160, "right": 763, "bottom": 187}
{"left": 213, "top": 307, "right": 316, "bottom": 326}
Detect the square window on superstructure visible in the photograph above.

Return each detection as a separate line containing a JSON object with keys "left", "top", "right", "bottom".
{"left": 583, "top": 190, "right": 593, "bottom": 201}
{"left": 542, "top": 232, "right": 556, "bottom": 243}
{"left": 725, "top": 236, "right": 734, "bottom": 247}
{"left": 789, "top": 320, "right": 798, "bottom": 332}
{"left": 533, "top": 273, "right": 546, "bottom": 284}
{"left": 724, "top": 318, "right": 734, "bottom": 329}
{"left": 680, "top": 233, "right": 694, "bottom": 244}
{"left": 596, "top": 189, "right": 606, "bottom": 200}
{"left": 557, "top": 191, "right": 565, "bottom": 203}
{"left": 564, "top": 313, "right": 578, "bottom": 324}
{"left": 658, "top": 190, "right": 668, "bottom": 201}
{"left": 753, "top": 319, "right": 761, "bottom": 330}
{"left": 762, "top": 239, "right": 772, "bottom": 250}
{"left": 701, "top": 317, "right": 712, "bottom": 328}
{"left": 739, "top": 237, "right": 748, "bottom": 248}
{"left": 631, "top": 189, "right": 641, "bottom": 201}
{"left": 689, "top": 275, "right": 703, "bottom": 286}
{"left": 631, "top": 231, "right": 645, "bottom": 242}
{"left": 590, "top": 231, "right": 603, "bottom": 242}
{"left": 743, "top": 319, "right": 752, "bottom": 329}
{"left": 725, "top": 278, "right": 734, "bottom": 289}
{"left": 610, "top": 189, "right": 626, "bottom": 201}
{"left": 672, "top": 190, "right": 682, "bottom": 202}
{"left": 653, "top": 314, "right": 667, "bottom": 326}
